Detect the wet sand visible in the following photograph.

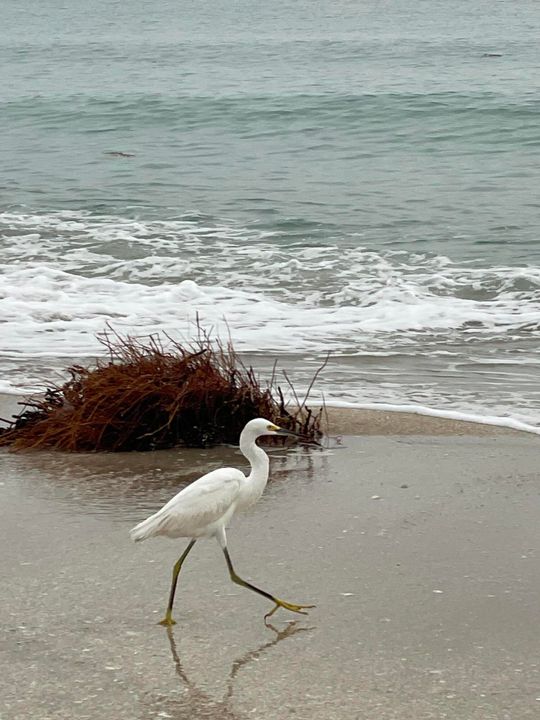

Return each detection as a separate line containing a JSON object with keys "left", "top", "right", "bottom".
{"left": 322, "top": 406, "right": 525, "bottom": 436}
{"left": 1, "top": 427, "right": 540, "bottom": 719}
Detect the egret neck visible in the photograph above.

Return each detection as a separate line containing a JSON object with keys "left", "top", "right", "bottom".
{"left": 238, "top": 426, "right": 270, "bottom": 509}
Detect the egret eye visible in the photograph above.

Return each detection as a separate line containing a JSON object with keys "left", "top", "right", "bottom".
{"left": 267, "top": 424, "right": 280, "bottom": 431}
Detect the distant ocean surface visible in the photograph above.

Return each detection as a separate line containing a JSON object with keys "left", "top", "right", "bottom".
{"left": 1, "top": 0, "right": 540, "bottom": 430}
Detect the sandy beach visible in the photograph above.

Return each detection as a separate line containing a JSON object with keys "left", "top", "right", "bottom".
{"left": 322, "top": 406, "right": 526, "bottom": 437}
{"left": 1, "top": 391, "right": 539, "bottom": 719}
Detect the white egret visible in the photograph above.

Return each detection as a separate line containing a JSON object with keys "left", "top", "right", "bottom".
{"left": 130, "top": 418, "right": 315, "bottom": 626}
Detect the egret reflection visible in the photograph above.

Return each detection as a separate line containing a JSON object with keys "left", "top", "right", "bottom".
{"left": 147, "top": 622, "right": 312, "bottom": 719}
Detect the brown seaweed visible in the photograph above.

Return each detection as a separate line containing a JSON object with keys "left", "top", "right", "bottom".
{"left": 0, "top": 326, "right": 323, "bottom": 452}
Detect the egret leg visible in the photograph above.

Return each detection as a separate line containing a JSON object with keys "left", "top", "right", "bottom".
{"left": 159, "top": 539, "right": 196, "bottom": 626}
{"left": 223, "top": 548, "right": 315, "bottom": 619}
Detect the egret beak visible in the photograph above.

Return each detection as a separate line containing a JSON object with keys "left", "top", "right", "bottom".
{"left": 271, "top": 425, "right": 321, "bottom": 446}
{"left": 274, "top": 427, "right": 301, "bottom": 437}
{"left": 278, "top": 427, "right": 323, "bottom": 446}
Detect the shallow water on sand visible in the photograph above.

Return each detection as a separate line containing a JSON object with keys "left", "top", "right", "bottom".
{"left": 2, "top": 436, "right": 540, "bottom": 718}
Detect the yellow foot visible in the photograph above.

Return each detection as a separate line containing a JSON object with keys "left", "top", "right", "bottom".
{"left": 264, "top": 599, "right": 316, "bottom": 621}
{"left": 158, "top": 616, "right": 176, "bottom": 627}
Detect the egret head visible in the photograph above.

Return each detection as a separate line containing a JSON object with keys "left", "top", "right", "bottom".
{"left": 242, "top": 418, "right": 299, "bottom": 440}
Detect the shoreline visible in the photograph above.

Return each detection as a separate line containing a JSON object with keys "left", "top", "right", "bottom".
{"left": 321, "top": 406, "right": 529, "bottom": 437}
{"left": 1, "top": 391, "right": 534, "bottom": 439}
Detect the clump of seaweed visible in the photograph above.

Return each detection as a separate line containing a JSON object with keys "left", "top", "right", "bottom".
{"left": 0, "top": 326, "right": 324, "bottom": 452}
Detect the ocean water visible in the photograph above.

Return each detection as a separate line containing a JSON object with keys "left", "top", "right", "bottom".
{"left": 1, "top": 0, "right": 540, "bottom": 430}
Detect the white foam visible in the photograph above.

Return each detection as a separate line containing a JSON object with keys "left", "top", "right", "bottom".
{"left": 1, "top": 209, "right": 539, "bottom": 428}
{"left": 325, "top": 401, "right": 540, "bottom": 436}
{"left": 0, "top": 381, "right": 26, "bottom": 395}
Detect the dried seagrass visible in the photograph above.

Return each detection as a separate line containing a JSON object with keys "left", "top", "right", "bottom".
{"left": 0, "top": 328, "right": 323, "bottom": 452}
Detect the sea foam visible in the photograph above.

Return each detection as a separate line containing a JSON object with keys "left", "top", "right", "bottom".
{"left": 1, "top": 210, "right": 539, "bottom": 427}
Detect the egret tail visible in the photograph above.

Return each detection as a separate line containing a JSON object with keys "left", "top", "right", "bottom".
{"left": 130, "top": 511, "right": 164, "bottom": 542}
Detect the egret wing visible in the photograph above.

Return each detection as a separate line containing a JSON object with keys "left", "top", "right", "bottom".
{"left": 130, "top": 467, "right": 245, "bottom": 540}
